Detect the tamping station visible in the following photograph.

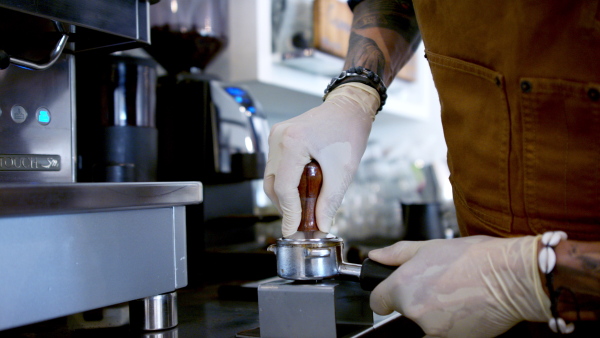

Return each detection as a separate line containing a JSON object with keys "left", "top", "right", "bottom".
{"left": 239, "top": 161, "right": 398, "bottom": 338}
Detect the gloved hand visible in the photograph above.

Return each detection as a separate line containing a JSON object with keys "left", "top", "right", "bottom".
{"left": 263, "top": 83, "right": 379, "bottom": 237}
{"left": 369, "top": 236, "right": 552, "bottom": 337}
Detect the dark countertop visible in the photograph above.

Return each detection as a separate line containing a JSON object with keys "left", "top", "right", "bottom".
{"left": 0, "top": 282, "right": 262, "bottom": 338}
{"left": 176, "top": 283, "right": 262, "bottom": 338}
{"left": 0, "top": 279, "right": 425, "bottom": 338}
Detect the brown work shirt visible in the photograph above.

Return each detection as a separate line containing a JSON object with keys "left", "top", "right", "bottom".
{"left": 414, "top": 0, "right": 600, "bottom": 241}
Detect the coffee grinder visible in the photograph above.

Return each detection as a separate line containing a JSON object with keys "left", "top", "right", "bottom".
{"left": 145, "top": 0, "right": 274, "bottom": 285}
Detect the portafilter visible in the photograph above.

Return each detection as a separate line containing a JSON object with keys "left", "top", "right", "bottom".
{"left": 268, "top": 160, "right": 396, "bottom": 291}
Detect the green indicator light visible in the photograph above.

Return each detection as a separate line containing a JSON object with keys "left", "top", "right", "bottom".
{"left": 38, "top": 110, "right": 50, "bottom": 123}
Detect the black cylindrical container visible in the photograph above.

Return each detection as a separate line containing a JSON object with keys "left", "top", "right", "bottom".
{"left": 77, "top": 54, "right": 158, "bottom": 182}
{"left": 401, "top": 202, "right": 445, "bottom": 241}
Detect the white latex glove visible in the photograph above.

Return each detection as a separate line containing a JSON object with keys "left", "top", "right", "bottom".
{"left": 264, "top": 83, "right": 379, "bottom": 237}
{"left": 369, "top": 236, "right": 552, "bottom": 338}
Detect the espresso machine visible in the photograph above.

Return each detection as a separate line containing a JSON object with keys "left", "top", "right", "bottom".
{"left": 0, "top": 0, "right": 201, "bottom": 332}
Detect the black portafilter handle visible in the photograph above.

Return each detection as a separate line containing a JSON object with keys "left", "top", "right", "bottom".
{"left": 359, "top": 258, "right": 397, "bottom": 291}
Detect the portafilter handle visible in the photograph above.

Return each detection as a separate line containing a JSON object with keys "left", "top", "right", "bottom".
{"left": 337, "top": 259, "right": 397, "bottom": 291}
{"left": 359, "top": 258, "right": 398, "bottom": 291}
{"left": 298, "top": 160, "right": 322, "bottom": 232}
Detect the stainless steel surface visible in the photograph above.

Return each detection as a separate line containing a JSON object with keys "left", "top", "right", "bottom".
{"left": 338, "top": 262, "right": 362, "bottom": 278}
{"left": 141, "top": 328, "right": 180, "bottom": 338}
{"left": 0, "top": 54, "right": 75, "bottom": 182}
{"left": 0, "top": 206, "right": 189, "bottom": 331}
{"left": 270, "top": 234, "right": 364, "bottom": 281}
{"left": 257, "top": 279, "right": 380, "bottom": 338}
{"left": 208, "top": 80, "right": 269, "bottom": 176}
{"left": 269, "top": 236, "right": 344, "bottom": 280}
{"left": 8, "top": 24, "right": 69, "bottom": 70}
{"left": 0, "top": 0, "right": 152, "bottom": 50}
{"left": 66, "top": 303, "right": 130, "bottom": 329}
{"left": 0, "top": 0, "right": 153, "bottom": 183}
{"left": 0, "top": 0, "right": 202, "bottom": 333}
{"left": 130, "top": 292, "right": 178, "bottom": 331}
{"left": 0, "top": 181, "right": 202, "bottom": 217}
{"left": 285, "top": 230, "right": 331, "bottom": 239}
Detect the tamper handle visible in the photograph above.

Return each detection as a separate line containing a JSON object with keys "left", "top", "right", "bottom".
{"left": 297, "top": 160, "right": 322, "bottom": 232}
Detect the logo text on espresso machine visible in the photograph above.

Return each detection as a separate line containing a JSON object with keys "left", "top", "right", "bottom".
{"left": 0, "top": 155, "right": 61, "bottom": 171}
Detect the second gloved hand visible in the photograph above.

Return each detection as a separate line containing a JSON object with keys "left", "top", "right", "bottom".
{"left": 369, "top": 236, "right": 552, "bottom": 338}
{"left": 263, "top": 83, "right": 379, "bottom": 237}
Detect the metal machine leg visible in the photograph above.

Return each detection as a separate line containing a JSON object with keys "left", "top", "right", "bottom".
{"left": 129, "top": 291, "right": 178, "bottom": 331}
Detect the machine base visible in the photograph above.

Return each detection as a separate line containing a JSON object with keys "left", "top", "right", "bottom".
{"left": 0, "top": 207, "right": 188, "bottom": 331}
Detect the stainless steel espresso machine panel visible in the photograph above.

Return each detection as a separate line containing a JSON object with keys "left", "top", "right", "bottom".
{"left": 0, "top": 0, "right": 155, "bottom": 183}
{"left": 0, "top": 0, "right": 152, "bottom": 53}
{"left": 0, "top": 54, "right": 74, "bottom": 182}
{"left": 0, "top": 0, "right": 203, "bottom": 332}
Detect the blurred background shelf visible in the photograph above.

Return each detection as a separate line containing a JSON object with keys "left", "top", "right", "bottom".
{"left": 205, "top": 0, "right": 440, "bottom": 122}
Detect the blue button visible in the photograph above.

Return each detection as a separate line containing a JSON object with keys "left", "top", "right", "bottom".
{"left": 225, "top": 87, "right": 246, "bottom": 96}
{"left": 36, "top": 107, "right": 51, "bottom": 125}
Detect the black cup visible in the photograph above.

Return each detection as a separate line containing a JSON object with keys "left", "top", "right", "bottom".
{"left": 401, "top": 202, "right": 444, "bottom": 241}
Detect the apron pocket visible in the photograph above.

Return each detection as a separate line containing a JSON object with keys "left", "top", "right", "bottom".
{"left": 425, "top": 51, "right": 511, "bottom": 233}
{"left": 520, "top": 78, "right": 600, "bottom": 235}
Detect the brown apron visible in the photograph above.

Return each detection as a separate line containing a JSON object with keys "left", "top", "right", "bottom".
{"left": 413, "top": 0, "right": 600, "bottom": 241}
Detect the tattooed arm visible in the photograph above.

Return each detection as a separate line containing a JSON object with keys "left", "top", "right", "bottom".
{"left": 264, "top": 2, "right": 423, "bottom": 236}
{"left": 263, "top": 0, "right": 423, "bottom": 235}
{"left": 344, "top": 0, "right": 421, "bottom": 86}
{"left": 553, "top": 240, "right": 600, "bottom": 321}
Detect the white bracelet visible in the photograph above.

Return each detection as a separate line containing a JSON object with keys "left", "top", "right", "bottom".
{"left": 538, "top": 231, "right": 575, "bottom": 334}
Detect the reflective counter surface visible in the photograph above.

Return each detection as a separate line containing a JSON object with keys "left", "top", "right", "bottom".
{"left": 0, "top": 280, "right": 425, "bottom": 338}
{"left": 0, "top": 182, "right": 202, "bottom": 217}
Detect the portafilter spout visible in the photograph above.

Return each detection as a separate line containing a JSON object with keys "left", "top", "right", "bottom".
{"left": 268, "top": 160, "right": 396, "bottom": 291}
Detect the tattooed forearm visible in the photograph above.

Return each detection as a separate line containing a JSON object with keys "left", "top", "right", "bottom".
{"left": 579, "top": 254, "right": 600, "bottom": 272}
{"left": 563, "top": 242, "right": 600, "bottom": 277}
{"left": 344, "top": 0, "right": 421, "bottom": 85}
{"left": 553, "top": 240, "right": 600, "bottom": 321}
{"left": 352, "top": 0, "right": 420, "bottom": 47}
{"left": 346, "top": 32, "right": 386, "bottom": 76}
